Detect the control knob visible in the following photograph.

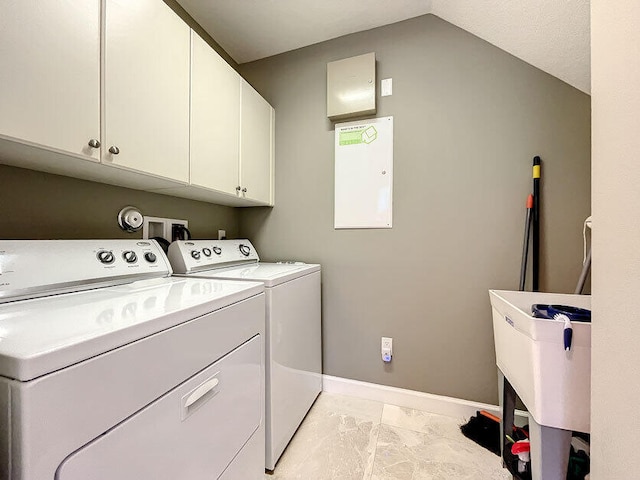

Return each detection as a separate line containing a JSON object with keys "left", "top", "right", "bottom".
{"left": 202, "top": 248, "right": 212, "bottom": 257}
{"left": 97, "top": 250, "right": 115, "bottom": 264}
{"left": 239, "top": 244, "right": 251, "bottom": 257}
{"left": 191, "top": 250, "right": 201, "bottom": 260}
{"left": 213, "top": 246, "right": 222, "bottom": 255}
{"left": 123, "top": 251, "right": 137, "bottom": 263}
{"left": 144, "top": 252, "right": 157, "bottom": 263}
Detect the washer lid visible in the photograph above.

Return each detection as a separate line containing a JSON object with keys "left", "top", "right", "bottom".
{"left": 189, "top": 262, "right": 321, "bottom": 287}
{"left": 0, "top": 277, "right": 263, "bottom": 381}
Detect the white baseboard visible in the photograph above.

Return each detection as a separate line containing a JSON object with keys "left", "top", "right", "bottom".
{"left": 322, "top": 374, "right": 528, "bottom": 423}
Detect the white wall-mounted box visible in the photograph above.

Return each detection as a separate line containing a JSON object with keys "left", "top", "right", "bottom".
{"left": 327, "top": 52, "right": 376, "bottom": 121}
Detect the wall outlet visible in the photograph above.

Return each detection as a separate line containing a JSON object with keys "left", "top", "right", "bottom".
{"left": 218, "top": 229, "right": 226, "bottom": 240}
{"left": 382, "top": 337, "right": 393, "bottom": 362}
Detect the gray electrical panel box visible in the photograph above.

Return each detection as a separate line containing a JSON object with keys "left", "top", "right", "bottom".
{"left": 327, "top": 52, "right": 376, "bottom": 121}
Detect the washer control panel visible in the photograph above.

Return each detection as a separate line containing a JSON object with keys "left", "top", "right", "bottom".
{"left": 0, "top": 240, "right": 172, "bottom": 304}
{"left": 168, "top": 239, "right": 260, "bottom": 274}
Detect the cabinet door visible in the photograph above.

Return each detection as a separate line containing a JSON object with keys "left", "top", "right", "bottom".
{"left": 240, "top": 80, "right": 274, "bottom": 205}
{"left": 0, "top": 1, "right": 100, "bottom": 160}
{"left": 190, "top": 31, "right": 240, "bottom": 194}
{"left": 103, "top": 0, "right": 190, "bottom": 182}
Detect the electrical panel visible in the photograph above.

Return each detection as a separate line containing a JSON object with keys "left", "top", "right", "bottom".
{"left": 327, "top": 52, "right": 376, "bottom": 120}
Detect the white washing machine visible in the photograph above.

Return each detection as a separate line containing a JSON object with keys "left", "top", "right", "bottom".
{"left": 168, "top": 239, "right": 322, "bottom": 470}
{"left": 0, "top": 240, "right": 266, "bottom": 480}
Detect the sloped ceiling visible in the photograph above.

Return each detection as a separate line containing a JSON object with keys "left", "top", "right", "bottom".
{"left": 176, "top": 0, "right": 591, "bottom": 93}
{"left": 432, "top": 0, "right": 590, "bottom": 93}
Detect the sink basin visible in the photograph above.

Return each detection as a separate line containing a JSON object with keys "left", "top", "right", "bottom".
{"left": 489, "top": 290, "right": 591, "bottom": 433}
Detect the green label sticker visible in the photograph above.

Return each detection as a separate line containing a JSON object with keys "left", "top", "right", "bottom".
{"left": 339, "top": 125, "right": 378, "bottom": 145}
{"left": 339, "top": 129, "right": 364, "bottom": 145}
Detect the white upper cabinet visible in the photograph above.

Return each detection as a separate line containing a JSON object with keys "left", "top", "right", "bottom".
{"left": 103, "top": 0, "right": 190, "bottom": 183}
{"left": 0, "top": 1, "right": 101, "bottom": 160}
{"left": 0, "top": 2, "right": 274, "bottom": 206}
{"left": 190, "top": 31, "right": 241, "bottom": 194}
{"left": 188, "top": 41, "right": 274, "bottom": 206}
{"left": 240, "top": 80, "right": 274, "bottom": 205}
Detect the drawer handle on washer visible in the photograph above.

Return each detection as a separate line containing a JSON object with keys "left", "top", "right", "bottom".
{"left": 185, "top": 377, "right": 219, "bottom": 409}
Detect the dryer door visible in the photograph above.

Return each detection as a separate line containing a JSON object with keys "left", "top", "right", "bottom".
{"left": 56, "top": 335, "right": 262, "bottom": 480}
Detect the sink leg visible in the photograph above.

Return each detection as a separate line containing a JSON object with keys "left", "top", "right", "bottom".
{"left": 529, "top": 416, "right": 572, "bottom": 480}
{"left": 500, "top": 372, "right": 517, "bottom": 466}
{"left": 498, "top": 370, "right": 504, "bottom": 455}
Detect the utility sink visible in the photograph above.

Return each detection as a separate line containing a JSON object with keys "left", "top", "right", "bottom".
{"left": 489, "top": 290, "right": 591, "bottom": 433}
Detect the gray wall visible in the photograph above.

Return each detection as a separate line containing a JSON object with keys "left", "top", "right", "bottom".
{"left": 0, "top": 165, "right": 240, "bottom": 240}
{"left": 239, "top": 14, "right": 591, "bottom": 404}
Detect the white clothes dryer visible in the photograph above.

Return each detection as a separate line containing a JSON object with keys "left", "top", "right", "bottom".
{"left": 168, "top": 239, "right": 322, "bottom": 470}
{"left": 0, "top": 240, "right": 266, "bottom": 480}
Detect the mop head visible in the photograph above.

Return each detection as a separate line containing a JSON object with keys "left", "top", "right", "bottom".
{"left": 460, "top": 411, "right": 501, "bottom": 456}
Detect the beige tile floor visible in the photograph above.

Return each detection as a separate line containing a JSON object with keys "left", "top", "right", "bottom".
{"left": 266, "top": 392, "right": 511, "bottom": 480}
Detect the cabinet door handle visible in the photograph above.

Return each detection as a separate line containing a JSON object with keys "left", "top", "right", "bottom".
{"left": 236, "top": 186, "right": 242, "bottom": 192}
{"left": 242, "top": 188, "right": 247, "bottom": 193}
{"left": 109, "top": 146, "right": 120, "bottom": 155}
{"left": 88, "top": 139, "right": 101, "bottom": 148}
